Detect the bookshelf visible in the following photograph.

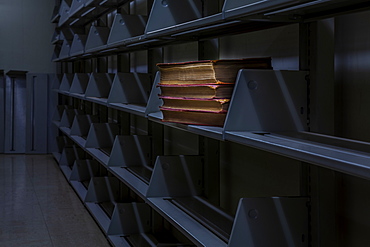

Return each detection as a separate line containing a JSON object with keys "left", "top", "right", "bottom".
{"left": 51, "top": 0, "right": 370, "bottom": 246}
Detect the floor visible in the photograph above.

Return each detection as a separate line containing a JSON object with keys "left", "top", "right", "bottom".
{"left": 0, "top": 154, "right": 111, "bottom": 247}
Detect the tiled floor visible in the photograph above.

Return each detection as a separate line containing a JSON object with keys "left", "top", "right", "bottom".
{"left": 0, "top": 154, "right": 111, "bottom": 247}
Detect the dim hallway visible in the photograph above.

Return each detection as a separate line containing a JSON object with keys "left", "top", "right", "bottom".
{"left": 0, "top": 154, "right": 110, "bottom": 246}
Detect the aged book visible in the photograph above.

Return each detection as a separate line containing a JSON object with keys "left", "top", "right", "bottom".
{"left": 157, "top": 57, "right": 272, "bottom": 85}
{"left": 160, "top": 107, "right": 227, "bottom": 127}
{"left": 159, "top": 84, "right": 234, "bottom": 99}
{"left": 160, "top": 96, "right": 230, "bottom": 112}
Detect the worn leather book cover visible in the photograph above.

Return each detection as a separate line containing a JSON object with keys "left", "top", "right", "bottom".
{"left": 160, "top": 96, "right": 230, "bottom": 112}
{"left": 160, "top": 107, "right": 227, "bottom": 127}
{"left": 157, "top": 57, "right": 272, "bottom": 84}
{"left": 159, "top": 84, "right": 234, "bottom": 99}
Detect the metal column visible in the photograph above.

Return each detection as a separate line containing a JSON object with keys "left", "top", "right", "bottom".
{"left": 26, "top": 73, "right": 50, "bottom": 154}
{"left": 4, "top": 71, "right": 27, "bottom": 153}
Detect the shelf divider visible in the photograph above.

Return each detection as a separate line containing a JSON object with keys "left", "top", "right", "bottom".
{"left": 107, "top": 203, "right": 151, "bottom": 236}
{"left": 69, "top": 159, "right": 99, "bottom": 200}
{"left": 144, "top": 71, "right": 161, "bottom": 117}
{"left": 70, "top": 34, "right": 87, "bottom": 57}
{"left": 108, "top": 135, "right": 151, "bottom": 168}
{"left": 70, "top": 159, "right": 100, "bottom": 183}
{"left": 107, "top": 13, "right": 148, "bottom": 47}
{"left": 59, "top": 145, "right": 86, "bottom": 178}
{"left": 85, "top": 123, "right": 120, "bottom": 166}
{"left": 85, "top": 123, "right": 119, "bottom": 150}
{"left": 145, "top": 155, "right": 230, "bottom": 245}
{"left": 70, "top": 73, "right": 90, "bottom": 96}
{"left": 108, "top": 135, "right": 152, "bottom": 196}
{"left": 85, "top": 176, "right": 121, "bottom": 204}
{"left": 59, "top": 73, "right": 74, "bottom": 93}
{"left": 145, "top": 0, "right": 203, "bottom": 36}
{"left": 69, "top": 0, "right": 86, "bottom": 17}
{"left": 59, "top": 39, "right": 72, "bottom": 60}
{"left": 85, "top": 26, "right": 110, "bottom": 53}
{"left": 107, "top": 72, "right": 151, "bottom": 105}
{"left": 58, "top": 0, "right": 72, "bottom": 27}
{"left": 70, "top": 114, "right": 99, "bottom": 137}
{"left": 146, "top": 155, "right": 203, "bottom": 198}
{"left": 228, "top": 197, "right": 309, "bottom": 247}
{"left": 59, "top": 109, "right": 84, "bottom": 129}
{"left": 85, "top": 73, "right": 114, "bottom": 104}
{"left": 85, "top": 176, "right": 121, "bottom": 232}
{"left": 224, "top": 69, "right": 308, "bottom": 134}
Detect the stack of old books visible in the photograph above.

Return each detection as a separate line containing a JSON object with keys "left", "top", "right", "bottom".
{"left": 157, "top": 58, "right": 272, "bottom": 127}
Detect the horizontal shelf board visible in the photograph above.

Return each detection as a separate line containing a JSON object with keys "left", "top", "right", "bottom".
{"left": 52, "top": 152, "right": 61, "bottom": 163}
{"left": 170, "top": 19, "right": 243, "bottom": 39}
{"left": 264, "top": 0, "right": 370, "bottom": 21}
{"left": 86, "top": 45, "right": 108, "bottom": 53}
{"left": 146, "top": 13, "right": 223, "bottom": 38}
{"left": 147, "top": 197, "right": 227, "bottom": 247}
{"left": 223, "top": 0, "right": 302, "bottom": 19}
{"left": 225, "top": 131, "right": 370, "bottom": 180}
{"left": 112, "top": 35, "right": 144, "bottom": 47}
{"left": 52, "top": 120, "right": 61, "bottom": 127}
{"left": 85, "top": 96, "right": 109, "bottom": 105}
{"left": 70, "top": 135, "right": 87, "bottom": 148}
{"left": 109, "top": 167, "right": 148, "bottom": 199}
{"left": 170, "top": 196, "right": 234, "bottom": 243}
{"left": 52, "top": 39, "right": 62, "bottom": 45}
{"left": 109, "top": 233, "right": 192, "bottom": 247}
{"left": 58, "top": 18, "right": 71, "bottom": 27}
{"left": 148, "top": 111, "right": 224, "bottom": 140}
{"left": 70, "top": 50, "right": 84, "bottom": 57}
{"left": 107, "top": 236, "right": 132, "bottom": 247}
{"left": 86, "top": 148, "right": 110, "bottom": 167}
{"left": 60, "top": 165, "right": 72, "bottom": 179}
{"left": 108, "top": 103, "right": 146, "bottom": 117}
{"left": 57, "top": 91, "right": 148, "bottom": 117}
{"left": 270, "top": 132, "right": 370, "bottom": 153}
{"left": 70, "top": 180, "right": 88, "bottom": 200}
{"left": 106, "top": 39, "right": 126, "bottom": 48}
{"left": 189, "top": 125, "right": 224, "bottom": 141}
{"left": 58, "top": 90, "right": 70, "bottom": 96}
{"left": 147, "top": 111, "right": 162, "bottom": 120}
{"left": 148, "top": 116, "right": 194, "bottom": 133}
{"left": 59, "top": 126, "right": 72, "bottom": 136}
{"left": 69, "top": 92, "right": 86, "bottom": 100}
{"left": 85, "top": 202, "right": 111, "bottom": 233}
{"left": 51, "top": 14, "right": 59, "bottom": 23}
{"left": 57, "top": 91, "right": 108, "bottom": 106}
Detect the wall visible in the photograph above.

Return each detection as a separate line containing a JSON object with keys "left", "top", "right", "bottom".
{"left": 0, "top": 0, "right": 55, "bottom": 73}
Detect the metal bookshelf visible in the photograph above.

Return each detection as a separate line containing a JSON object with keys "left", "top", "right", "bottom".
{"left": 51, "top": 0, "right": 370, "bottom": 246}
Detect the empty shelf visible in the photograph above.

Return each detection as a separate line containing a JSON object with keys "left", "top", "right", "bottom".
{"left": 85, "top": 73, "right": 114, "bottom": 104}
{"left": 225, "top": 131, "right": 370, "bottom": 180}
